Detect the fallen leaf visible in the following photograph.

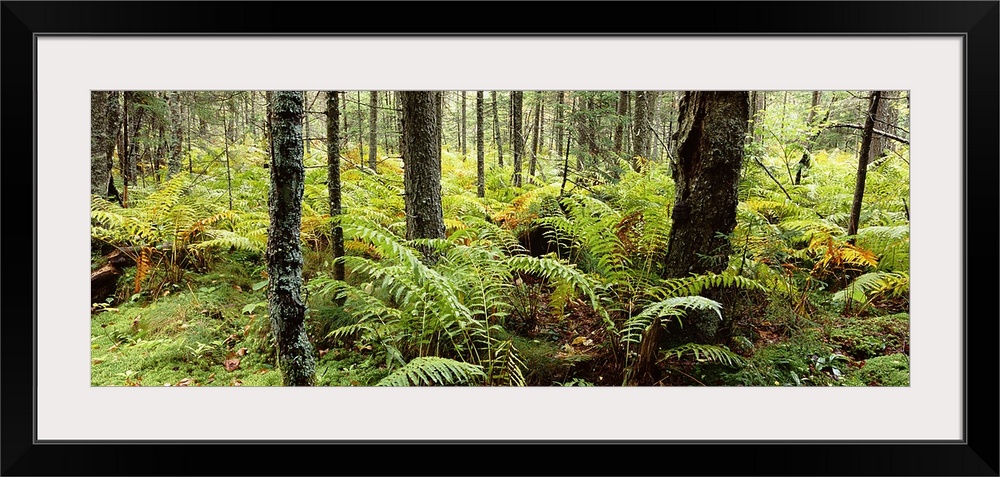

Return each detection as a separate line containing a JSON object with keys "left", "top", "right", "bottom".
{"left": 177, "top": 378, "right": 194, "bottom": 386}
{"left": 256, "top": 369, "right": 269, "bottom": 374}
{"left": 232, "top": 379, "right": 242, "bottom": 386}
{"left": 236, "top": 348, "right": 248, "bottom": 357}
{"left": 92, "top": 359, "right": 104, "bottom": 365}
{"left": 318, "top": 349, "right": 329, "bottom": 358}
{"left": 572, "top": 336, "right": 587, "bottom": 346}
{"left": 234, "top": 285, "right": 242, "bottom": 292}
{"left": 224, "top": 358, "right": 241, "bottom": 372}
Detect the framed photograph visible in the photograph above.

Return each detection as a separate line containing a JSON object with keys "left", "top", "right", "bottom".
{"left": 4, "top": 1, "right": 996, "bottom": 475}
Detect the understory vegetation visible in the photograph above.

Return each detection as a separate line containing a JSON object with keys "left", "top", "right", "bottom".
{"left": 91, "top": 90, "right": 909, "bottom": 387}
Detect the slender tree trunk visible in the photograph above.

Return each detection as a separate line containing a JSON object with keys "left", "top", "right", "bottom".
{"left": 167, "top": 91, "right": 183, "bottom": 178}
{"left": 476, "top": 91, "right": 485, "bottom": 198}
{"left": 511, "top": 91, "right": 524, "bottom": 187}
{"left": 357, "top": 91, "right": 365, "bottom": 166}
{"left": 369, "top": 90, "right": 378, "bottom": 172}
{"left": 267, "top": 90, "right": 316, "bottom": 386}
{"left": 223, "top": 104, "right": 233, "bottom": 210}
{"left": 555, "top": 91, "right": 565, "bottom": 158}
{"left": 528, "top": 92, "right": 541, "bottom": 181}
{"left": 847, "top": 91, "right": 882, "bottom": 241}
{"left": 461, "top": 91, "right": 467, "bottom": 159}
{"left": 870, "top": 90, "right": 899, "bottom": 165}
{"left": 400, "top": 91, "right": 446, "bottom": 255}
{"left": 633, "top": 91, "right": 652, "bottom": 170}
{"left": 327, "top": 91, "right": 346, "bottom": 288}
{"left": 796, "top": 91, "right": 823, "bottom": 185}
{"left": 613, "top": 91, "right": 628, "bottom": 155}
{"left": 492, "top": 91, "right": 504, "bottom": 167}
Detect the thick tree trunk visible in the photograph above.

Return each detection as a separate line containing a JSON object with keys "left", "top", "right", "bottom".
{"left": 847, "top": 91, "right": 882, "bottom": 241}
{"left": 268, "top": 91, "right": 316, "bottom": 386}
{"left": 91, "top": 91, "right": 110, "bottom": 196}
{"left": 511, "top": 91, "right": 524, "bottom": 188}
{"left": 400, "top": 91, "right": 446, "bottom": 250}
{"left": 328, "top": 91, "right": 345, "bottom": 286}
{"left": 639, "top": 91, "right": 749, "bottom": 374}
{"left": 476, "top": 91, "right": 485, "bottom": 198}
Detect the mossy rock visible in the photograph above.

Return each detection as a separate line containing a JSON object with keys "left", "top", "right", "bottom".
{"left": 845, "top": 353, "right": 909, "bottom": 386}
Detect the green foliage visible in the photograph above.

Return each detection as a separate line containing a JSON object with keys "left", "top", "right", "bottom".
{"left": 844, "top": 353, "right": 909, "bottom": 386}
{"left": 376, "top": 357, "right": 486, "bottom": 386}
{"left": 662, "top": 342, "right": 747, "bottom": 368}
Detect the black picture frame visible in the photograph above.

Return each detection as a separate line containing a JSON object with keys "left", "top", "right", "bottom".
{"left": 3, "top": 2, "right": 997, "bottom": 475}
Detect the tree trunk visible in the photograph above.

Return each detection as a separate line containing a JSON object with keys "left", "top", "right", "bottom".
{"left": 267, "top": 90, "right": 316, "bottom": 386}
{"left": 870, "top": 90, "right": 899, "bottom": 165}
{"left": 528, "top": 91, "right": 541, "bottom": 181}
{"left": 91, "top": 91, "right": 110, "bottom": 196}
{"left": 847, "top": 91, "right": 882, "bottom": 241}
{"left": 476, "top": 91, "right": 485, "bottom": 198}
{"left": 492, "top": 91, "right": 504, "bottom": 167}
{"left": 555, "top": 91, "right": 565, "bottom": 158}
{"left": 633, "top": 91, "right": 653, "bottom": 170}
{"left": 637, "top": 91, "right": 749, "bottom": 375}
{"left": 511, "top": 91, "right": 524, "bottom": 187}
{"left": 328, "top": 91, "right": 346, "bottom": 288}
{"left": 400, "top": 91, "right": 446, "bottom": 254}
{"left": 369, "top": 90, "right": 378, "bottom": 172}
{"left": 613, "top": 91, "right": 628, "bottom": 155}
{"left": 461, "top": 91, "right": 467, "bottom": 159}
{"left": 167, "top": 91, "right": 183, "bottom": 178}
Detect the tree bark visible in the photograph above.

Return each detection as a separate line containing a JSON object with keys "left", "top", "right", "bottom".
{"left": 555, "top": 91, "right": 565, "bottom": 158}
{"left": 369, "top": 90, "right": 378, "bottom": 172}
{"left": 268, "top": 91, "right": 316, "bottom": 386}
{"left": 167, "top": 91, "right": 183, "bottom": 179}
{"left": 328, "top": 91, "right": 346, "bottom": 286}
{"left": 492, "top": 91, "right": 504, "bottom": 167}
{"left": 613, "top": 91, "right": 629, "bottom": 155}
{"left": 91, "top": 91, "right": 110, "bottom": 196}
{"left": 847, "top": 91, "right": 882, "bottom": 241}
{"left": 633, "top": 91, "right": 653, "bottom": 170}
{"left": 476, "top": 91, "right": 486, "bottom": 198}
{"left": 400, "top": 91, "right": 446, "bottom": 252}
{"left": 511, "top": 91, "right": 524, "bottom": 188}
{"left": 461, "top": 90, "right": 467, "bottom": 159}
{"left": 664, "top": 91, "right": 749, "bottom": 278}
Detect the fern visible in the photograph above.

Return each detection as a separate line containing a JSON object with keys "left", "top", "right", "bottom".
{"left": 620, "top": 296, "right": 723, "bottom": 346}
{"left": 376, "top": 357, "right": 486, "bottom": 386}
{"left": 662, "top": 342, "right": 747, "bottom": 368}
{"left": 832, "top": 271, "right": 909, "bottom": 306}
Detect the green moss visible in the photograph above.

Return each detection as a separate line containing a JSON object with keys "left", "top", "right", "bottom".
{"left": 845, "top": 353, "right": 909, "bottom": 386}
{"left": 512, "top": 336, "right": 581, "bottom": 386}
{"left": 828, "top": 313, "right": 909, "bottom": 360}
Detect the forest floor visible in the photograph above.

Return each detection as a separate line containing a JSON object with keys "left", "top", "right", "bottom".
{"left": 91, "top": 258, "right": 910, "bottom": 387}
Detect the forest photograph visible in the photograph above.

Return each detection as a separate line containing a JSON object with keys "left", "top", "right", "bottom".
{"left": 89, "top": 90, "right": 911, "bottom": 388}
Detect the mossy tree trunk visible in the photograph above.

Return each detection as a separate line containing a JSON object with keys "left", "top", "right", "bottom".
{"left": 268, "top": 90, "right": 316, "bottom": 386}
{"left": 492, "top": 91, "right": 504, "bottom": 167}
{"left": 91, "top": 91, "right": 110, "bottom": 196}
{"left": 400, "top": 91, "right": 446, "bottom": 255}
{"left": 632, "top": 91, "right": 749, "bottom": 385}
{"left": 167, "top": 91, "right": 183, "bottom": 179}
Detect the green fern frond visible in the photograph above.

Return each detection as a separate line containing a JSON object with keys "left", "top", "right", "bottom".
{"left": 620, "top": 296, "right": 723, "bottom": 345}
{"left": 662, "top": 342, "right": 746, "bottom": 368}
{"left": 832, "top": 271, "right": 909, "bottom": 304}
{"left": 654, "top": 273, "right": 765, "bottom": 300}
{"left": 376, "top": 356, "right": 486, "bottom": 386}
